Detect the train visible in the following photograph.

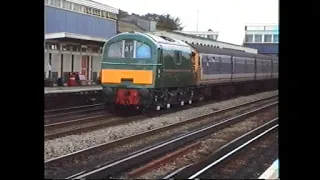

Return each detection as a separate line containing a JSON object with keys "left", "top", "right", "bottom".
{"left": 100, "top": 31, "right": 278, "bottom": 113}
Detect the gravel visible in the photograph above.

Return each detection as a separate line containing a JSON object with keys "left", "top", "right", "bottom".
{"left": 133, "top": 107, "right": 278, "bottom": 179}
{"left": 45, "top": 90, "right": 278, "bottom": 161}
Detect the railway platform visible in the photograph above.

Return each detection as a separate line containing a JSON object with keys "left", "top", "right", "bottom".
{"left": 259, "top": 159, "right": 278, "bottom": 179}
{"left": 45, "top": 86, "right": 102, "bottom": 94}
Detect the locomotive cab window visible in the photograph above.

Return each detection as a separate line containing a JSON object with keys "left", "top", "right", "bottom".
{"left": 136, "top": 41, "right": 151, "bottom": 59}
{"left": 108, "top": 41, "right": 123, "bottom": 58}
{"left": 107, "top": 40, "right": 152, "bottom": 59}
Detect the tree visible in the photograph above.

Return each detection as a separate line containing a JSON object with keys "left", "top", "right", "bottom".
{"left": 143, "top": 13, "right": 184, "bottom": 31}
{"left": 118, "top": 10, "right": 184, "bottom": 31}
{"left": 118, "top": 9, "right": 129, "bottom": 18}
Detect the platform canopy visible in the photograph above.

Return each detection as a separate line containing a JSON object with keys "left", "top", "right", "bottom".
{"left": 45, "top": 32, "right": 107, "bottom": 46}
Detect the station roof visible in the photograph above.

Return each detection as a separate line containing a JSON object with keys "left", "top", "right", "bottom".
{"left": 45, "top": 32, "right": 106, "bottom": 44}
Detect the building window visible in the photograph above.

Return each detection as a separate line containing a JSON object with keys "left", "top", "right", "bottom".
{"left": 101, "top": 11, "right": 107, "bottom": 18}
{"left": 247, "top": 26, "right": 264, "bottom": 31}
{"left": 62, "top": 0, "right": 72, "bottom": 10}
{"left": 108, "top": 13, "right": 117, "bottom": 19}
{"left": 254, "top": 35, "right": 262, "bottom": 42}
{"left": 273, "top": 35, "right": 279, "bottom": 42}
{"left": 73, "top": 3, "right": 82, "bottom": 12}
{"left": 85, "top": 7, "right": 92, "bottom": 14}
{"left": 245, "top": 35, "right": 253, "bottom": 42}
{"left": 45, "top": 0, "right": 49, "bottom": 5}
{"left": 265, "top": 25, "right": 277, "bottom": 31}
{"left": 50, "top": 0, "right": 60, "bottom": 7}
{"left": 93, "top": 9, "right": 101, "bottom": 16}
{"left": 264, "top": 35, "right": 272, "bottom": 42}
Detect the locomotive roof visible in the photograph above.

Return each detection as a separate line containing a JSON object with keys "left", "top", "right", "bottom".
{"left": 144, "top": 33, "right": 191, "bottom": 47}
{"left": 115, "top": 32, "right": 191, "bottom": 47}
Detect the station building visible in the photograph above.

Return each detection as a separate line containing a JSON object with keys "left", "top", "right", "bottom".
{"left": 44, "top": 0, "right": 119, "bottom": 83}
{"left": 243, "top": 24, "right": 279, "bottom": 56}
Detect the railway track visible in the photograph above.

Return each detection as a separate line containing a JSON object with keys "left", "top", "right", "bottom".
{"left": 44, "top": 103, "right": 106, "bottom": 123}
{"left": 162, "top": 119, "right": 278, "bottom": 179}
{"left": 44, "top": 94, "right": 278, "bottom": 141}
{"left": 67, "top": 102, "right": 277, "bottom": 179}
{"left": 44, "top": 95, "right": 278, "bottom": 179}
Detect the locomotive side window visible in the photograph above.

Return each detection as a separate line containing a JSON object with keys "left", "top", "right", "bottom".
{"left": 108, "top": 41, "right": 123, "bottom": 58}
{"left": 175, "top": 51, "right": 182, "bottom": 65}
{"left": 136, "top": 41, "right": 151, "bottom": 59}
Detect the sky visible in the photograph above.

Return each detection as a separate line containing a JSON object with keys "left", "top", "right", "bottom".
{"left": 96, "top": 0, "right": 278, "bottom": 45}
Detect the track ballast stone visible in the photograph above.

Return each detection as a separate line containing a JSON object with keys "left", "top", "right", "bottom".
{"left": 45, "top": 90, "right": 277, "bottom": 161}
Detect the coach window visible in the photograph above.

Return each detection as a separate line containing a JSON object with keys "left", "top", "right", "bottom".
{"left": 210, "top": 56, "right": 220, "bottom": 74}
{"left": 258, "top": 61, "right": 264, "bottom": 73}
{"left": 136, "top": 41, "right": 151, "bottom": 59}
{"left": 108, "top": 41, "right": 123, "bottom": 58}
{"left": 220, "top": 57, "right": 231, "bottom": 74}
{"left": 235, "top": 58, "right": 245, "bottom": 73}
{"left": 246, "top": 59, "right": 255, "bottom": 73}
{"left": 244, "top": 59, "right": 249, "bottom": 73}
